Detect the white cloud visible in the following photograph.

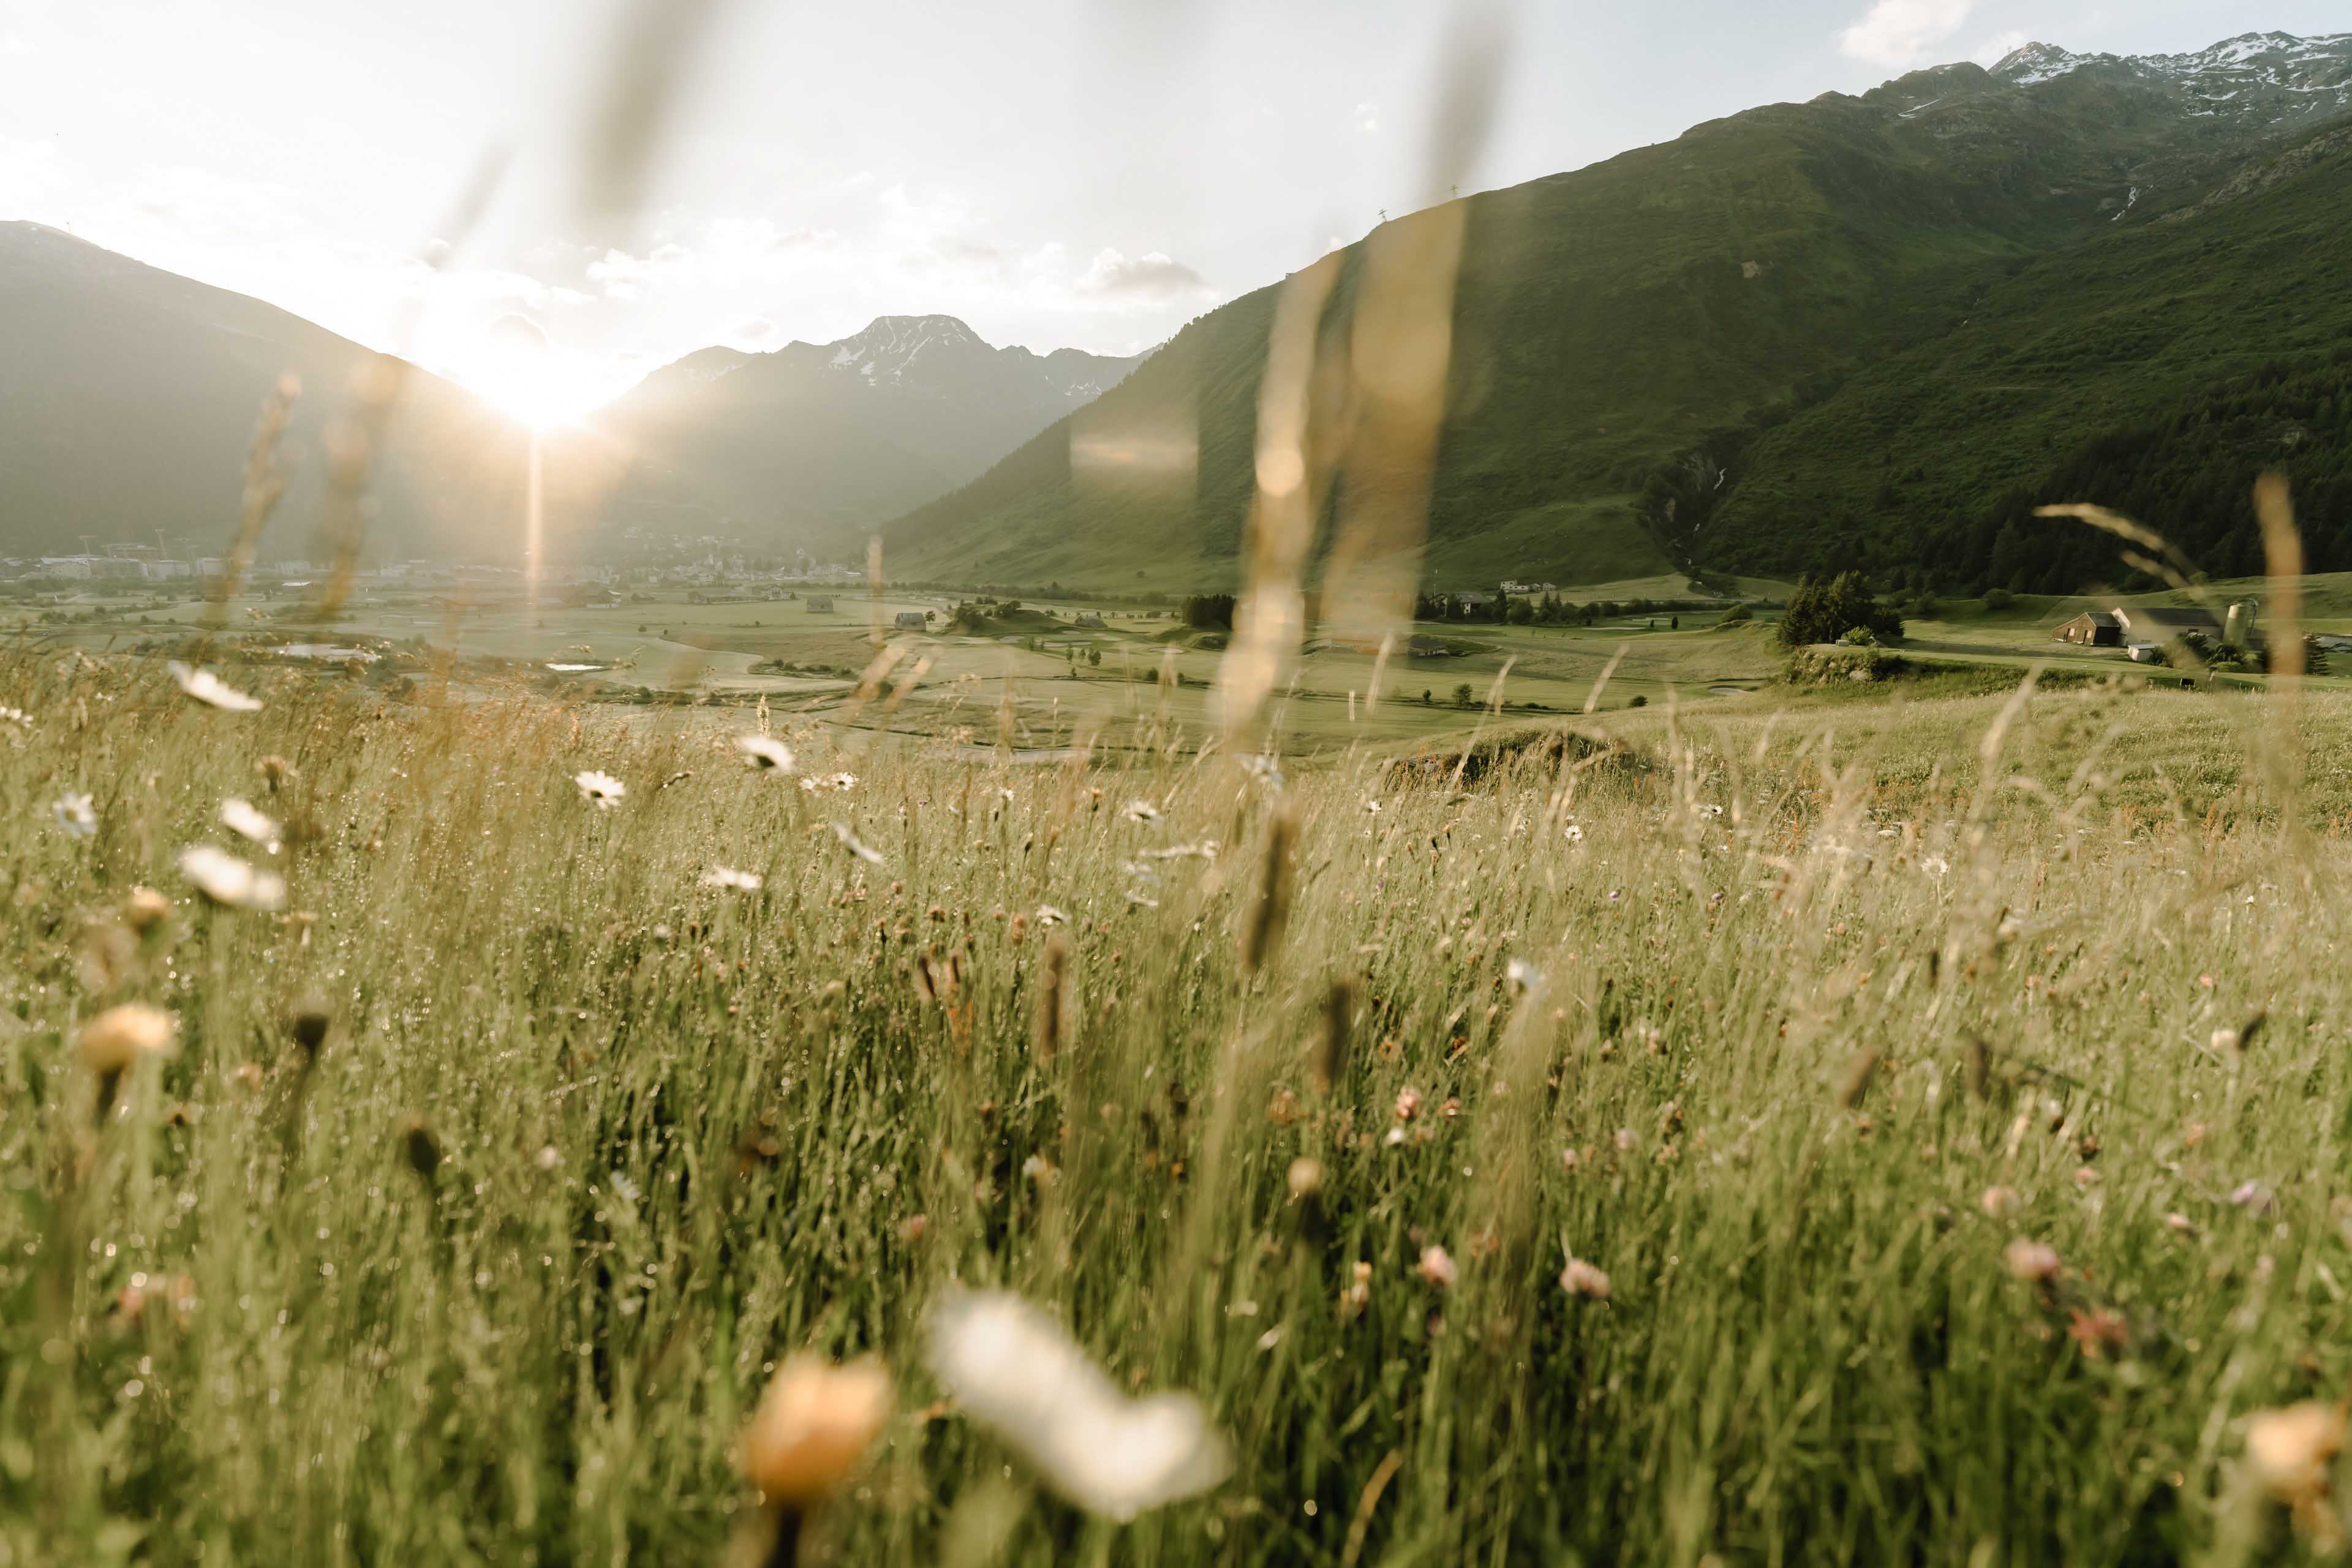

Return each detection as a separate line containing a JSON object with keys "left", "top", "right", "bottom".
{"left": 1837, "top": 0, "right": 1975, "bottom": 68}
{"left": 1074, "top": 248, "right": 1213, "bottom": 303}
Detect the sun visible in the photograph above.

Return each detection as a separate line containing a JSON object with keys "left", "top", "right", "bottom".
{"left": 474, "top": 360, "right": 598, "bottom": 430}
{"left": 466, "top": 312, "right": 603, "bottom": 430}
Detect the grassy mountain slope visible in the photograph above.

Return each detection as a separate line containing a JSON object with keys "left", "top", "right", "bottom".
{"left": 881, "top": 37, "right": 2351, "bottom": 593}
{"left": 1698, "top": 119, "right": 2352, "bottom": 589}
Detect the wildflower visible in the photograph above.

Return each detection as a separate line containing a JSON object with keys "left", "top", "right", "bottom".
{"left": 737, "top": 734, "right": 796, "bottom": 772}
{"left": 77, "top": 1004, "right": 180, "bottom": 1075}
{"left": 831, "top": 821, "right": 886, "bottom": 866}
{"left": 51, "top": 792, "right": 97, "bottom": 837}
{"left": 219, "top": 797, "right": 281, "bottom": 847}
{"left": 1921, "top": 856, "right": 1950, "bottom": 876}
{"left": 1415, "top": 1245, "right": 1458, "bottom": 1289}
{"left": 166, "top": 661, "right": 262, "bottom": 712}
{"left": 1700, "top": 804, "right": 1725, "bottom": 817}
{"left": 1613, "top": 1128, "right": 1637, "bottom": 1153}
{"left": 1239, "top": 753, "right": 1286, "bottom": 791}
{"left": 1035, "top": 905, "right": 1069, "bottom": 927}
{"left": 179, "top": 845, "right": 286, "bottom": 912}
{"left": 1563, "top": 823, "right": 1585, "bottom": 842}
{"left": 2245, "top": 1402, "right": 2345, "bottom": 1514}
{"left": 1395, "top": 1087, "right": 1423, "bottom": 1122}
{"left": 1141, "top": 840, "right": 1221, "bottom": 861}
{"left": 1364, "top": 799, "right": 1382, "bottom": 814}
{"left": 2230, "top": 1180, "right": 2277, "bottom": 1215}
{"left": 739, "top": 1354, "right": 892, "bottom": 1506}
{"left": 0, "top": 706, "right": 27, "bottom": 725}
{"left": 573, "top": 770, "right": 626, "bottom": 809}
{"left": 1980, "top": 1185, "right": 2021, "bottom": 1217}
{"left": 2003, "top": 1239, "right": 2061, "bottom": 1283}
{"left": 2163, "top": 1212, "right": 2200, "bottom": 1238}
{"left": 1506, "top": 957, "right": 1540, "bottom": 993}
{"left": 123, "top": 886, "right": 172, "bottom": 933}
{"left": 924, "top": 1288, "right": 1232, "bottom": 1520}
{"left": 702, "top": 867, "right": 764, "bottom": 891}
{"left": 1559, "top": 1259, "right": 1611, "bottom": 1300}
{"left": 1123, "top": 800, "right": 1162, "bottom": 823}
{"left": 1022, "top": 1154, "right": 1058, "bottom": 1188}
{"left": 2067, "top": 1306, "right": 2129, "bottom": 1359}
{"left": 1286, "top": 1158, "right": 1323, "bottom": 1199}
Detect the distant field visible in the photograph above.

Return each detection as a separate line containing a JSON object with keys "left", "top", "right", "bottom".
{"left": 21, "top": 575, "right": 2352, "bottom": 761}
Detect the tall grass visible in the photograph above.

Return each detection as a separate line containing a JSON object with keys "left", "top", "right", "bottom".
{"left": 7, "top": 651, "right": 2352, "bottom": 1564}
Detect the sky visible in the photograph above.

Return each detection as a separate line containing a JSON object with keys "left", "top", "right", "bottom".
{"left": 2, "top": 0, "right": 2344, "bottom": 423}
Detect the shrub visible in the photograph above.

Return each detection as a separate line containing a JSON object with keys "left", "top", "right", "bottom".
{"left": 1981, "top": 588, "right": 2016, "bottom": 612}
{"left": 1777, "top": 573, "right": 1904, "bottom": 649}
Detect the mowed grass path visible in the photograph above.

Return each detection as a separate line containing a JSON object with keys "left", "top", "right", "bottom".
{"left": 9, "top": 654, "right": 2352, "bottom": 1564}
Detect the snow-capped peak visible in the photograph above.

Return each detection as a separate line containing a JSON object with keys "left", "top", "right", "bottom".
{"left": 1989, "top": 41, "right": 2081, "bottom": 86}
{"left": 1985, "top": 30, "right": 2350, "bottom": 122}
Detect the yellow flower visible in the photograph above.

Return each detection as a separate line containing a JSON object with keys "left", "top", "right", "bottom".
{"left": 739, "top": 1354, "right": 892, "bottom": 1506}
{"left": 78, "top": 1004, "right": 180, "bottom": 1074}
{"left": 2246, "top": 1401, "right": 2345, "bottom": 1510}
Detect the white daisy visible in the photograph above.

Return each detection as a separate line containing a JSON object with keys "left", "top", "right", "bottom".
{"left": 1140, "top": 840, "right": 1221, "bottom": 861}
{"left": 574, "top": 771, "right": 626, "bottom": 809}
{"left": 219, "top": 797, "right": 281, "bottom": 847}
{"left": 52, "top": 792, "right": 97, "bottom": 838}
{"left": 179, "top": 845, "right": 287, "bottom": 911}
{"left": 830, "top": 821, "right": 885, "bottom": 865}
{"left": 1506, "top": 956, "right": 1541, "bottom": 993}
{"left": 1035, "top": 905, "right": 1069, "bottom": 927}
{"left": 925, "top": 1289, "right": 1231, "bottom": 1521}
{"left": 1238, "top": 754, "right": 1285, "bottom": 790}
{"left": 701, "top": 866, "right": 764, "bottom": 891}
{"left": 1563, "top": 823, "right": 1585, "bottom": 842}
{"left": 736, "top": 735, "right": 796, "bottom": 773}
{"left": 166, "top": 661, "right": 262, "bottom": 712}
{"left": 1123, "top": 800, "right": 1162, "bottom": 823}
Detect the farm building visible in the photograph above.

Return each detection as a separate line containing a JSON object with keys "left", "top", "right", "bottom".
{"left": 894, "top": 611, "right": 927, "bottom": 629}
{"left": 2056, "top": 605, "right": 2245, "bottom": 652}
{"left": 1074, "top": 612, "right": 1106, "bottom": 628}
{"left": 2115, "top": 605, "right": 2224, "bottom": 641}
{"left": 2054, "top": 611, "right": 2121, "bottom": 647}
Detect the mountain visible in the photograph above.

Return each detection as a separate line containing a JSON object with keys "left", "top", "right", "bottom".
{"left": 586, "top": 316, "right": 1142, "bottom": 538}
{"left": 0, "top": 226, "right": 1136, "bottom": 570}
{"left": 0, "top": 220, "right": 726, "bottom": 569}
{"left": 876, "top": 30, "right": 2352, "bottom": 593}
